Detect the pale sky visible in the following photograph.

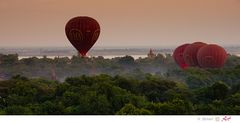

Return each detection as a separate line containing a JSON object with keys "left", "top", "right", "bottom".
{"left": 0, "top": 0, "right": 240, "bottom": 48}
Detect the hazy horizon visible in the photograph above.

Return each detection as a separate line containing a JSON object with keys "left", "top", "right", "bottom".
{"left": 2, "top": 43, "right": 240, "bottom": 49}
{"left": 1, "top": 0, "right": 240, "bottom": 48}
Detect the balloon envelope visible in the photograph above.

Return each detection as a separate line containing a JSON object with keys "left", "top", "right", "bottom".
{"left": 65, "top": 16, "right": 100, "bottom": 56}
{"left": 183, "top": 42, "right": 207, "bottom": 67}
{"left": 173, "top": 44, "right": 190, "bottom": 69}
{"left": 197, "top": 44, "right": 227, "bottom": 68}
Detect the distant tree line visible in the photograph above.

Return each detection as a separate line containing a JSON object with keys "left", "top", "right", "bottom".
{"left": 0, "top": 53, "right": 176, "bottom": 81}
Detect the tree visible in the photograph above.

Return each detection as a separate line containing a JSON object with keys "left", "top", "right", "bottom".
{"left": 117, "top": 56, "right": 135, "bottom": 65}
{"left": 195, "top": 100, "right": 232, "bottom": 115}
{"left": 95, "top": 82, "right": 147, "bottom": 112}
{"left": 4, "top": 105, "right": 32, "bottom": 115}
{"left": 20, "top": 57, "right": 39, "bottom": 66}
{"left": 114, "top": 75, "right": 139, "bottom": 93}
{"left": 145, "top": 102, "right": 175, "bottom": 114}
{"left": 40, "top": 101, "right": 64, "bottom": 114}
{"left": 137, "top": 78, "right": 176, "bottom": 102}
{"left": 0, "top": 54, "right": 18, "bottom": 65}
{"left": 224, "top": 92, "right": 240, "bottom": 111}
{"left": 206, "top": 81, "right": 230, "bottom": 100}
{"left": 116, "top": 104, "right": 152, "bottom": 115}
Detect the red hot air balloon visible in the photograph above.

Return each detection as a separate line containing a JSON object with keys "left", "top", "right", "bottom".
{"left": 65, "top": 16, "right": 100, "bottom": 57}
{"left": 183, "top": 42, "right": 207, "bottom": 67}
{"left": 197, "top": 44, "right": 227, "bottom": 68}
{"left": 173, "top": 44, "right": 190, "bottom": 69}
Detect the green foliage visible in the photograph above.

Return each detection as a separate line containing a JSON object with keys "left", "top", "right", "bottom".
{"left": 224, "top": 55, "right": 240, "bottom": 68}
{"left": 145, "top": 98, "right": 194, "bottom": 114}
{"left": 94, "top": 82, "right": 147, "bottom": 113}
{"left": 40, "top": 101, "right": 64, "bottom": 114}
{"left": 4, "top": 105, "right": 32, "bottom": 115}
{"left": 0, "top": 54, "right": 240, "bottom": 114}
{"left": 117, "top": 56, "right": 135, "bottom": 65}
{"left": 224, "top": 92, "right": 240, "bottom": 109}
{"left": 137, "top": 77, "right": 176, "bottom": 102}
{"left": 0, "top": 73, "right": 239, "bottom": 115}
{"left": 206, "top": 82, "right": 230, "bottom": 100}
{"left": 0, "top": 110, "right": 5, "bottom": 114}
{"left": 116, "top": 104, "right": 152, "bottom": 115}
{"left": 194, "top": 100, "right": 233, "bottom": 115}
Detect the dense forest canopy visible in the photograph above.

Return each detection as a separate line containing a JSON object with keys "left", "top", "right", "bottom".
{"left": 0, "top": 54, "right": 240, "bottom": 114}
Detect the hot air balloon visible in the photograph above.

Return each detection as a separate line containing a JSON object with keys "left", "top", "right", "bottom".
{"left": 173, "top": 44, "right": 190, "bottom": 69}
{"left": 65, "top": 16, "right": 100, "bottom": 57}
{"left": 183, "top": 42, "right": 207, "bottom": 67}
{"left": 197, "top": 44, "right": 227, "bottom": 68}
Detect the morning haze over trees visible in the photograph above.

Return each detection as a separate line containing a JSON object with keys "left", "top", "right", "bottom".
{"left": 0, "top": 13, "right": 236, "bottom": 115}
{"left": 0, "top": 53, "right": 240, "bottom": 114}
{"left": 1, "top": 0, "right": 240, "bottom": 116}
